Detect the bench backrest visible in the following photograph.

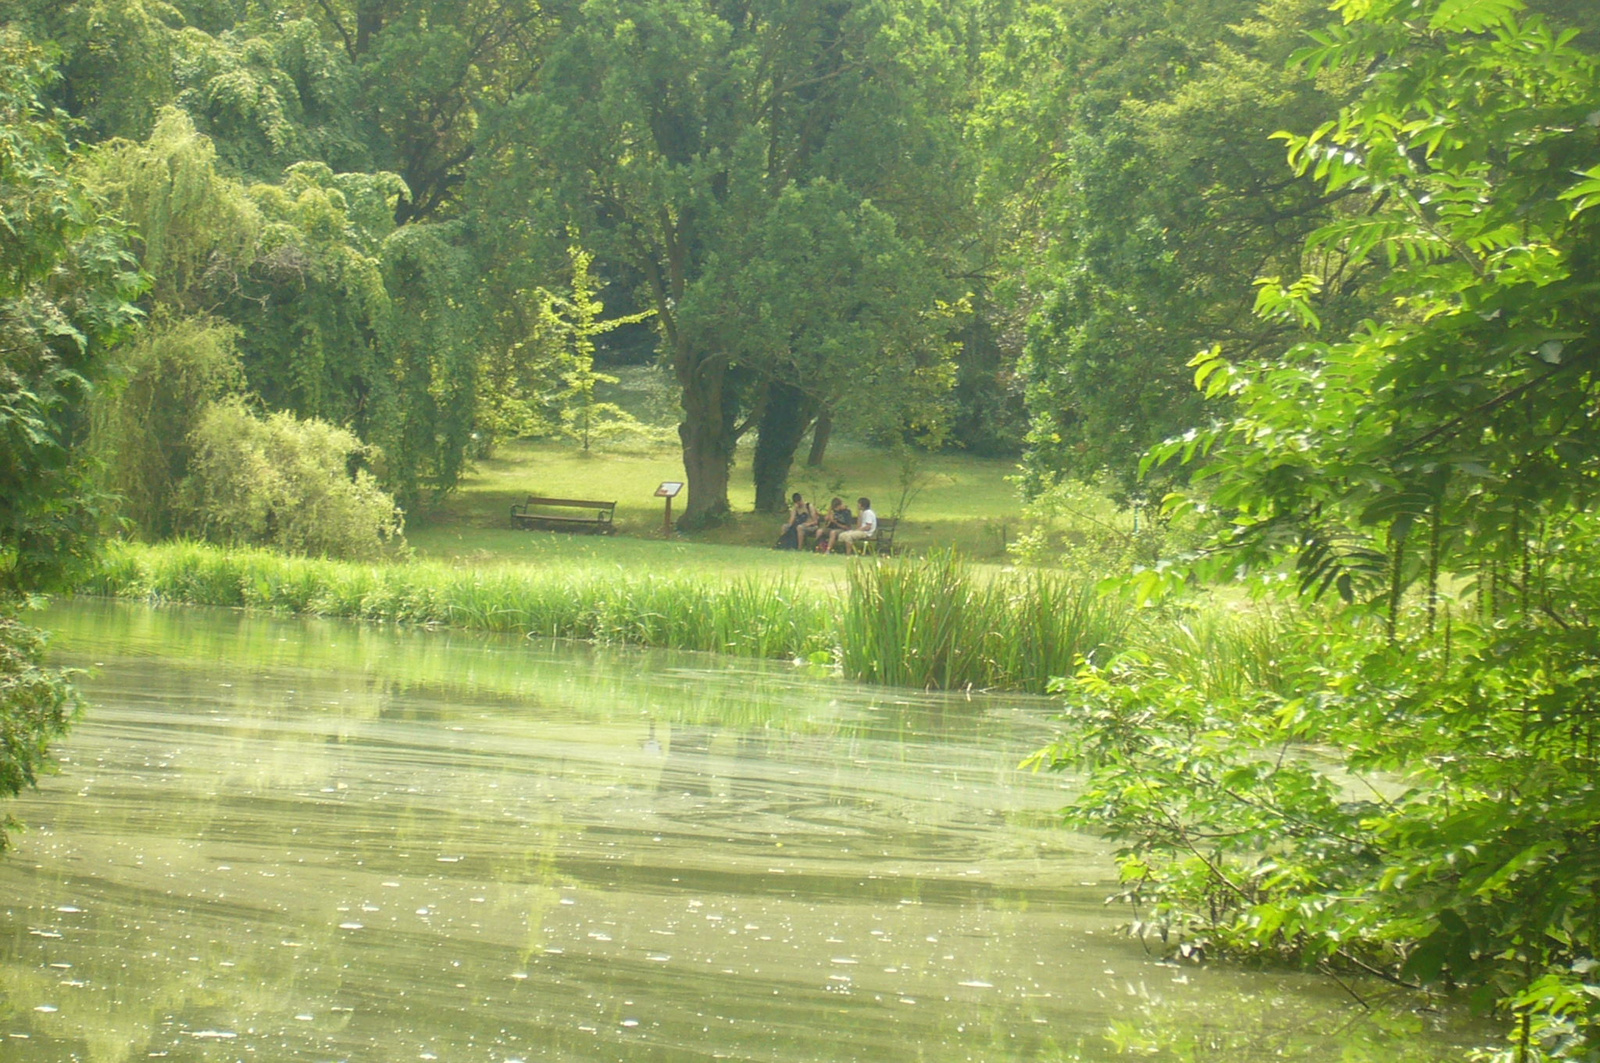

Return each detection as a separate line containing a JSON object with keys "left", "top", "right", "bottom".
{"left": 520, "top": 496, "right": 615, "bottom": 511}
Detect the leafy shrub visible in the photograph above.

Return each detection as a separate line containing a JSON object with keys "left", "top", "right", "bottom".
{"left": 0, "top": 612, "right": 78, "bottom": 851}
{"left": 1007, "top": 477, "right": 1201, "bottom": 574}
{"left": 181, "top": 400, "right": 403, "bottom": 559}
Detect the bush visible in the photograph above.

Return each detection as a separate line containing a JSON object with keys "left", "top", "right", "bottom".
{"left": 0, "top": 612, "right": 78, "bottom": 850}
{"left": 1006, "top": 477, "right": 1201, "bottom": 573}
{"left": 181, "top": 400, "right": 404, "bottom": 559}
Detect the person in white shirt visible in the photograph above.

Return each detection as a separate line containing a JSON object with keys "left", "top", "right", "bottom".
{"left": 827, "top": 497, "right": 878, "bottom": 554}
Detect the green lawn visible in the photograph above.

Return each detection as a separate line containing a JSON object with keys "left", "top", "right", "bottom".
{"left": 405, "top": 436, "right": 1028, "bottom": 574}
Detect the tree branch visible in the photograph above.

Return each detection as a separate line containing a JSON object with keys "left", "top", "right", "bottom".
{"left": 312, "top": 0, "right": 358, "bottom": 61}
{"left": 1395, "top": 360, "right": 1582, "bottom": 457}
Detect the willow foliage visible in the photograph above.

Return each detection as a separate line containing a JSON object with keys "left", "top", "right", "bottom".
{"left": 88, "top": 312, "right": 244, "bottom": 539}
{"left": 377, "top": 219, "right": 484, "bottom": 507}
{"left": 84, "top": 107, "right": 261, "bottom": 308}
{"left": 84, "top": 103, "right": 483, "bottom": 510}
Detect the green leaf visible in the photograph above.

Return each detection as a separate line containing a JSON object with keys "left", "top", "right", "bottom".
{"left": 1558, "top": 166, "right": 1600, "bottom": 216}
{"left": 1427, "top": 0, "right": 1524, "bottom": 33}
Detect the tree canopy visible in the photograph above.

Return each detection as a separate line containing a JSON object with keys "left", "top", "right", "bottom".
{"left": 483, "top": 0, "right": 980, "bottom": 523}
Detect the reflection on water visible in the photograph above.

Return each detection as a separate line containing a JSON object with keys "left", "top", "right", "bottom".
{"left": 0, "top": 600, "right": 1480, "bottom": 1061}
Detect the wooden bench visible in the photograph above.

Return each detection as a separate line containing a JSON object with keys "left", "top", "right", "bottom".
{"left": 852, "top": 517, "right": 899, "bottom": 556}
{"left": 510, "top": 495, "right": 617, "bottom": 534}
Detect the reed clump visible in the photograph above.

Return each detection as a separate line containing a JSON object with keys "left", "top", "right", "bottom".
{"left": 1135, "top": 606, "right": 1299, "bottom": 703}
{"left": 83, "top": 540, "right": 1150, "bottom": 693}
{"left": 839, "top": 549, "right": 1133, "bottom": 690}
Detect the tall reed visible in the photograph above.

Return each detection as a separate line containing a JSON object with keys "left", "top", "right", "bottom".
{"left": 82, "top": 541, "right": 1142, "bottom": 693}
{"left": 838, "top": 549, "right": 1132, "bottom": 691}
{"left": 1134, "top": 605, "right": 1303, "bottom": 703}
{"left": 82, "top": 541, "right": 835, "bottom": 662}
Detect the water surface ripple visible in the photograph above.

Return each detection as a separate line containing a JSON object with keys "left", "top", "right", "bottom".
{"left": 0, "top": 600, "right": 1478, "bottom": 1061}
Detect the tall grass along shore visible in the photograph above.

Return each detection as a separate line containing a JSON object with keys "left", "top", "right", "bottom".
{"left": 82, "top": 541, "right": 1134, "bottom": 694}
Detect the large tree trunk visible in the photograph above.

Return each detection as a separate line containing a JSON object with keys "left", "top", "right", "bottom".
{"left": 676, "top": 358, "right": 734, "bottom": 529}
{"left": 355, "top": 0, "right": 385, "bottom": 55}
{"left": 752, "top": 381, "right": 817, "bottom": 513}
{"left": 806, "top": 408, "right": 833, "bottom": 467}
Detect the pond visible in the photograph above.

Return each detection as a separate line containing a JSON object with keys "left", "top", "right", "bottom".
{"left": 0, "top": 599, "right": 1482, "bottom": 1062}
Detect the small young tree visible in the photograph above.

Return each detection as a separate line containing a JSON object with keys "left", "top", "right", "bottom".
{"left": 476, "top": 238, "right": 651, "bottom": 452}
{"left": 546, "top": 241, "right": 652, "bottom": 451}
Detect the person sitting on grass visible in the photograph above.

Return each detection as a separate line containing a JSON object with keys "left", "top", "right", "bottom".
{"left": 825, "top": 497, "right": 877, "bottom": 555}
{"left": 813, "top": 497, "right": 852, "bottom": 552}
{"left": 775, "top": 492, "right": 817, "bottom": 550}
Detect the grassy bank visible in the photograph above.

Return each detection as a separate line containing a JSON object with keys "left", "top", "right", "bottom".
{"left": 82, "top": 541, "right": 1135, "bottom": 693}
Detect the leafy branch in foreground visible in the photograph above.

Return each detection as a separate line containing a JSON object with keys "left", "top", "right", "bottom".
{"left": 0, "top": 35, "right": 139, "bottom": 846}
{"left": 0, "top": 612, "right": 78, "bottom": 851}
{"left": 1037, "top": 0, "right": 1600, "bottom": 1059}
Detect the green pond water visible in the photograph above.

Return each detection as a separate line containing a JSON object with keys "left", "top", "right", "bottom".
{"left": 0, "top": 599, "right": 1483, "bottom": 1062}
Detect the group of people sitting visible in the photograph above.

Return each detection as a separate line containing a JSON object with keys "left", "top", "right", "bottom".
{"left": 775, "top": 494, "right": 878, "bottom": 554}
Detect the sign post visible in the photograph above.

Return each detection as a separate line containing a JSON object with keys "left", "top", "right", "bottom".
{"left": 654, "top": 481, "right": 684, "bottom": 536}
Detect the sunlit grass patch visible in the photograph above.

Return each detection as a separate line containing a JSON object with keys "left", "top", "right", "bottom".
{"left": 407, "top": 436, "right": 1028, "bottom": 565}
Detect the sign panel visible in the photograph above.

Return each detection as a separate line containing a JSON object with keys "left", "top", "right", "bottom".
{"left": 654, "top": 482, "right": 684, "bottom": 498}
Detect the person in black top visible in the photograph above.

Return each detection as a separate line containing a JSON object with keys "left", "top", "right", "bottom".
{"left": 775, "top": 492, "right": 817, "bottom": 550}
{"left": 813, "top": 497, "right": 852, "bottom": 552}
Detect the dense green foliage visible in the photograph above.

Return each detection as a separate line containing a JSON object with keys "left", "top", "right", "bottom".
{"left": 989, "top": 0, "right": 1370, "bottom": 499}
{"left": 0, "top": 3, "right": 507, "bottom": 511}
{"left": 0, "top": 36, "right": 142, "bottom": 594}
{"left": 80, "top": 103, "right": 477, "bottom": 512}
{"left": 0, "top": 36, "right": 138, "bottom": 846}
{"left": 1031, "top": 0, "right": 1600, "bottom": 1058}
{"left": 0, "top": 614, "right": 76, "bottom": 852}
{"left": 88, "top": 312, "right": 244, "bottom": 538}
